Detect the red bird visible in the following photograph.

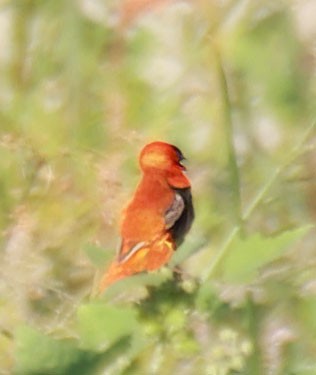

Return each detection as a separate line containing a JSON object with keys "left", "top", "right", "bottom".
{"left": 99, "top": 141, "right": 194, "bottom": 292}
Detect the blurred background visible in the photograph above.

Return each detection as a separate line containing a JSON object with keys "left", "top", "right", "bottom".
{"left": 1, "top": 0, "right": 316, "bottom": 374}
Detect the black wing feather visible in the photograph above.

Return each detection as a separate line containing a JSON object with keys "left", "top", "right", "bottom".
{"left": 167, "top": 187, "right": 194, "bottom": 247}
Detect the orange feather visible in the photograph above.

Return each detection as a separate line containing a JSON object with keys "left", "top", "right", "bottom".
{"left": 99, "top": 141, "right": 193, "bottom": 292}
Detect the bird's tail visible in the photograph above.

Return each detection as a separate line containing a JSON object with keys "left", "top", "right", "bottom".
{"left": 99, "top": 235, "right": 175, "bottom": 293}
{"left": 99, "top": 261, "right": 131, "bottom": 292}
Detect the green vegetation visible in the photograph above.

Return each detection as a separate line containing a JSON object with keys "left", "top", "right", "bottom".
{"left": 1, "top": 1, "right": 316, "bottom": 374}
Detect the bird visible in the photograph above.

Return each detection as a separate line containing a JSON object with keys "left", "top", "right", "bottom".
{"left": 99, "top": 141, "right": 194, "bottom": 292}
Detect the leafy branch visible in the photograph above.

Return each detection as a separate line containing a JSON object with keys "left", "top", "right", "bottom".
{"left": 202, "top": 73, "right": 316, "bottom": 281}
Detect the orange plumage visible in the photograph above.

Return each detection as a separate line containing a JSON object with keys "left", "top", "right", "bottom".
{"left": 99, "top": 141, "right": 194, "bottom": 292}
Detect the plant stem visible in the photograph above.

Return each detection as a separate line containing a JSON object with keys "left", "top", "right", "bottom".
{"left": 244, "top": 296, "right": 263, "bottom": 375}
{"left": 214, "top": 44, "right": 244, "bottom": 232}
{"left": 202, "top": 119, "right": 316, "bottom": 281}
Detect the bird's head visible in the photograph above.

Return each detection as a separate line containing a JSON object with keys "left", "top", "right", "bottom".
{"left": 139, "top": 141, "right": 186, "bottom": 173}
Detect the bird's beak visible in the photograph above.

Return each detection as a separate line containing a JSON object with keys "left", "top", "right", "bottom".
{"left": 179, "top": 157, "right": 187, "bottom": 171}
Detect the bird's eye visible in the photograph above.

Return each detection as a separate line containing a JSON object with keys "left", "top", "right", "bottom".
{"left": 178, "top": 158, "right": 187, "bottom": 170}
{"left": 172, "top": 146, "right": 186, "bottom": 170}
{"left": 172, "top": 146, "right": 185, "bottom": 162}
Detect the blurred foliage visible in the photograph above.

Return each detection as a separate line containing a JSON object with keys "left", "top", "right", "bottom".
{"left": 1, "top": 0, "right": 316, "bottom": 374}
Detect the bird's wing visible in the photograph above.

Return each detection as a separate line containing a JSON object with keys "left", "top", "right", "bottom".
{"left": 117, "top": 193, "right": 187, "bottom": 264}
{"left": 167, "top": 188, "right": 194, "bottom": 247}
{"left": 118, "top": 240, "right": 149, "bottom": 263}
{"left": 164, "top": 193, "right": 185, "bottom": 229}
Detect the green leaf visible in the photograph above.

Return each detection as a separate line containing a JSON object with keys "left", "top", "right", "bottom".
{"left": 221, "top": 226, "right": 311, "bottom": 283}
{"left": 83, "top": 243, "right": 114, "bottom": 267}
{"left": 101, "top": 268, "right": 173, "bottom": 298}
{"left": 14, "top": 325, "right": 85, "bottom": 375}
{"left": 298, "top": 297, "right": 316, "bottom": 333}
{"left": 77, "top": 302, "right": 138, "bottom": 352}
